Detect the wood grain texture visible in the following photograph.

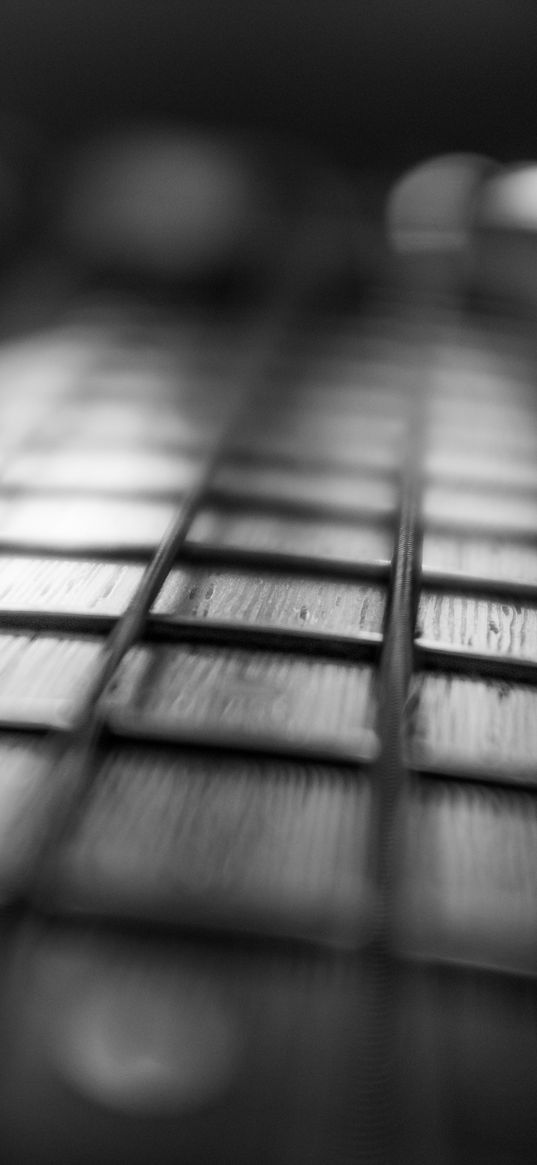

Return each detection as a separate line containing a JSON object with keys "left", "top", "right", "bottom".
{"left": 0, "top": 557, "right": 386, "bottom": 634}
{"left": 56, "top": 747, "right": 371, "bottom": 935}
{"left": 398, "top": 781, "right": 537, "bottom": 972}
{"left": 0, "top": 497, "right": 176, "bottom": 553}
{"left": 155, "top": 567, "right": 386, "bottom": 636}
{"left": 408, "top": 672, "right": 537, "bottom": 774}
{"left": 0, "top": 632, "right": 102, "bottom": 723}
{"left": 108, "top": 645, "right": 377, "bottom": 749}
{"left": 188, "top": 506, "right": 393, "bottom": 564}
{"left": 0, "top": 557, "right": 144, "bottom": 615}
{"left": 422, "top": 531, "right": 537, "bottom": 585}
{"left": 417, "top": 590, "right": 537, "bottom": 659}
{"left": 0, "top": 734, "right": 57, "bottom": 894}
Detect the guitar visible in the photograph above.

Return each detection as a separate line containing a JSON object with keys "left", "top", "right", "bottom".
{"left": 0, "top": 134, "right": 534, "bottom": 1164}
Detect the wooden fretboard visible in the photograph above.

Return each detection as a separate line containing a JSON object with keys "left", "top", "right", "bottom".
{"left": 0, "top": 248, "right": 536, "bottom": 1164}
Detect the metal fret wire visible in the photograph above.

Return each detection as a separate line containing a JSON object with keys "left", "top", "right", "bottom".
{"left": 17, "top": 200, "right": 391, "bottom": 915}
{"left": 0, "top": 264, "right": 534, "bottom": 972}
{"left": 3, "top": 278, "right": 537, "bottom": 1165}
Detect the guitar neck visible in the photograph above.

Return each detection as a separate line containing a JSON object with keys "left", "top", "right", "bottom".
{"left": 0, "top": 219, "right": 535, "bottom": 1163}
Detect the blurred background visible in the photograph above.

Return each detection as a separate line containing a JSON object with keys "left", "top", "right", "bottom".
{"left": 0, "top": 8, "right": 535, "bottom": 1165}
{"left": 1, "top": 0, "right": 536, "bottom": 162}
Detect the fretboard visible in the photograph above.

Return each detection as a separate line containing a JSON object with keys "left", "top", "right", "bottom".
{"left": 0, "top": 265, "right": 536, "bottom": 1164}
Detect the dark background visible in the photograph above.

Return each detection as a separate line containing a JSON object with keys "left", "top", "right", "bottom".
{"left": 0, "top": 1, "right": 536, "bottom": 165}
